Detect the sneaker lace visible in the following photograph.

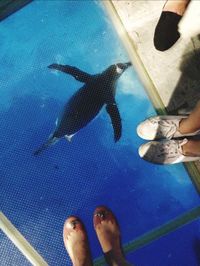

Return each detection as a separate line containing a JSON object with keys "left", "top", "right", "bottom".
{"left": 150, "top": 118, "right": 179, "bottom": 139}
{"left": 155, "top": 139, "right": 187, "bottom": 158}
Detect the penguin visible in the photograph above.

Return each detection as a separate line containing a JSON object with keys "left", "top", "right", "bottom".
{"left": 34, "top": 62, "right": 132, "bottom": 155}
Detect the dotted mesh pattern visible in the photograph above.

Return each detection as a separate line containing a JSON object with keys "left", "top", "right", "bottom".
{"left": 0, "top": 232, "right": 31, "bottom": 266}
{"left": 0, "top": 1, "right": 199, "bottom": 266}
{"left": 127, "top": 219, "right": 200, "bottom": 266}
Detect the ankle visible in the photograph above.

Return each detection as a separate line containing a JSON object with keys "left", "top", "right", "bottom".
{"left": 182, "top": 140, "right": 200, "bottom": 156}
{"left": 163, "top": 0, "right": 190, "bottom": 16}
{"left": 104, "top": 249, "right": 127, "bottom": 266}
{"left": 179, "top": 118, "right": 198, "bottom": 135}
{"left": 73, "top": 256, "right": 93, "bottom": 266}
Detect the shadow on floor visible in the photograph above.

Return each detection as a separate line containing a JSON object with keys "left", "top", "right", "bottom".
{"left": 193, "top": 237, "right": 200, "bottom": 265}
{"left": 167, "top": 34, "right": 200, "bottom": 114}
{"left": 141, "top": 34, "right": 200, "bottom": 165}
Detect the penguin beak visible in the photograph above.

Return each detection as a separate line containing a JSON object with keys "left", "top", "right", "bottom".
{"left": 125, "top": 62, "right": 132, "bottom": 68}
{"left": 116, "top": 62, "right": 132, "bottom": 74}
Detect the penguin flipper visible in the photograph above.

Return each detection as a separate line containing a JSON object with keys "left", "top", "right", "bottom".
{"left": 106, "top": 103, "right": 122, "bottom": 142}
{"left": 48, "top": 64, "right": 92, "bottom": 83}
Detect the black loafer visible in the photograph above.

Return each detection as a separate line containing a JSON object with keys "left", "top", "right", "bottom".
{"left": 154, "top": 11, "right": 182, "bottom": 51}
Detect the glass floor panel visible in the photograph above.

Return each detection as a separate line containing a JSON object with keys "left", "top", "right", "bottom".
{"left": 0, "top": 1, "right": 199, "bottom": 265}
{"left": 0, "top": 230, "right": 30, "bottom": 266}
{"left": 127, "top": 218, "right": 200, "bottom": 266}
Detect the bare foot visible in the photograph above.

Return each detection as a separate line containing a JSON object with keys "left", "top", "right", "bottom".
{"left": 163, "top": 0, "right": 190, "bottom": 16}
{"left": 93, "top": 206, "right": 128, "bottom": 266}
{"left": 63, "top": 216, "right": 93, "bottom": 266}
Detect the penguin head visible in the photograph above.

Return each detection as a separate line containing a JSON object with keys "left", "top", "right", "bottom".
{"left": 115, "top": 62, "right": 132, "bottom": 74}
{"left": 103, "top": 62, "right": 132, "bottom": 82}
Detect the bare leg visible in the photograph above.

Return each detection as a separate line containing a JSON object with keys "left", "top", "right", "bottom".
{"left": 182, "top": 140, "right": 200, "bottom": 157}
{"left": 94, "top": 206, "right": 132, "bottom": 266}
{"left": 63, "top": 216, "right": 93, "bottom": 266}
{"left": 177, "top": 101, "right": 200, "bottom": 156}
{"left": 163, "top": 0, "right": 190, "bottom": 16}
{"left": 179, "top": 101, "right": 200, "bottom": 134}
{"left": 154, "top": 0, "right": 190, "bottom": 51}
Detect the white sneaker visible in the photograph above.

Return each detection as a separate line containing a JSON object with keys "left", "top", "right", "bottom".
{"left": 137, "top": 115, "right": 200, "bottom": 140}
{"left": 138, "top": 138, "right": 200, "bottom": 165}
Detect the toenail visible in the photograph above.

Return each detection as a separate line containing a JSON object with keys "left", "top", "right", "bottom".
{"left": 70, "top": 219, "right": 79, "bottom": 229}
{"left": 95, "top": 211, "right": 107, "bottom": 219}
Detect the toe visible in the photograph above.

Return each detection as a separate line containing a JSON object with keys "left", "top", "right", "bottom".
{"left": 63, "top": 216, "right": 85, "bottom": 241}
{"left": 93, "top": 206, "right": 116, "bottom": 228}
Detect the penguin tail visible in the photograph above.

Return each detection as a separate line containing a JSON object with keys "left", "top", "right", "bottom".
{"left": 33, "top": 135, "right": 58, "bottom": 156}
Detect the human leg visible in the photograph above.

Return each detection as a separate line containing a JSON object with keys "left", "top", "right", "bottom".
{"left": 154, "top": 0, "right": 190, "bottom": 51}
{"left": 137, "top": 100, "right": 200, "bottom": 141}
{"left": 137, "top": 100, "right": 200, "bottom": 164}
{"left": 93, "top": 206, "right": 132, "bottom": 266}
{"left": 63, "top": 216, "right": 93, "bottom": 266}
{"left": 182, "top": 140, "right": 200, "bottom": 157}
{"left": 163, "top": 0, "right": 190, "bottom": 16}
{"left": 179, "top": 101, "right": 200, "bottom": 134}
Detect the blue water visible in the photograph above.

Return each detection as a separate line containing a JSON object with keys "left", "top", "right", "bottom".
{"left": 128, "top": 219, "right": 200, "bottom": 266}
{"left": 0, "top": 1, "right": 199, "bottom": 265}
